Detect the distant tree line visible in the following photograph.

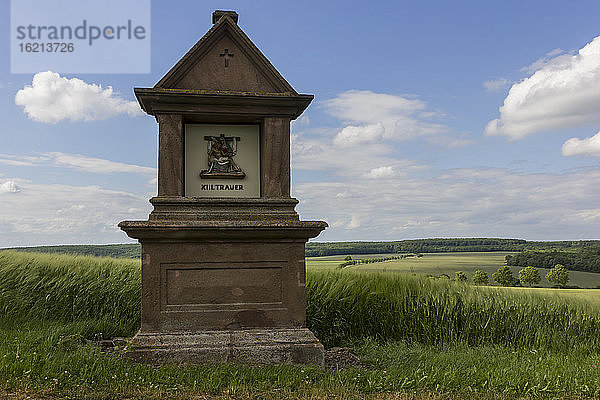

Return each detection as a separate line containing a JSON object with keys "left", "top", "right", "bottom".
{"left": 4, "top": 244, "right": 141, "bottom": 259}
{"left": 306, "top": 239, "right": 599, "bottom": 257}
{"left": 490, "top": 265, "right": 570, "bottom": 288}
{"left": 434, "top": 265, "right": 570, "bottom": 288}
{"left": 337, "top": 254, "right": 413, "bottom": 269}
{"left": 6, "top": 240, "right": 600, "bottom": 260}
{"left": 506, "top": 245, "right": 600, "bottom": 273}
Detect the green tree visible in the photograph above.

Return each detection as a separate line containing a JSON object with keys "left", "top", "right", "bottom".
{"left": 492, "top": 266, "right": 514, "bottom": 286}
{"left": 518, "top": 266, "right": 541, "bottom": 287}
{"left": 546, "top": 264, "right": 569, "bottom": 287}
{"left": 455, "top": 271, "right": 468, "bottom": 282}
{"left": 344, "top": 255, "right": 352, "bottom": 261}
{"left": 472, "top": 269, "right": 489, "bottom": 285}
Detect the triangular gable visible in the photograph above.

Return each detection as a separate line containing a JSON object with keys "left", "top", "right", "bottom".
{"left": 155, "top": 15, "right": 297, "bottom": 94}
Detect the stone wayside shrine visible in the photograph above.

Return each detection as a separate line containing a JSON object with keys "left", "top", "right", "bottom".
{"left": 118, "top": 10, "right": 327, "bottom": 364}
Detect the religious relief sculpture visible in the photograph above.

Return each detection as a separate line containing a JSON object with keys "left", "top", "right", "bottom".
{"left": 200, "top": 133, "right": 246, "bottom": 179}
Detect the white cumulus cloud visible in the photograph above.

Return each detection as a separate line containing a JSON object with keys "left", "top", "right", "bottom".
{"left": 15, "top": 71, "right": 143, "bottom": 124}
{"left": 365, "top": 166, "right": 395, "bottom": 179}
{"left": 334, "top": 123, "right": 385, "bottom": 147}
{"left": 485, "top": 36, "right": 600, "bottom": 140}
{"left": 0, "top": 181, "right": 20, "bottom": 194}
{"left": 323, "top": 90, "right": 448, "bottom": 146}
{"left": 562, "top": 131, "right": 600, "bottom": 157}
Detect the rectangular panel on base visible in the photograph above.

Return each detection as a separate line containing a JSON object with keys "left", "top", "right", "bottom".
{"left": 165, "top": 265, "right": 282, "bottom": 306}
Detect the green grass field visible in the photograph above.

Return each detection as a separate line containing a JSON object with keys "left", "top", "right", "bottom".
{"left": 307, "top": 252, "right": 600, "bottom": 288}
{"left": 3, "top": 250, "right": 600, "bottom": 399}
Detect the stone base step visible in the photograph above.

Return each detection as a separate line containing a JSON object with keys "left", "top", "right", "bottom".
{"left": 123, "top": 328, "right": 324, "bottom": 365}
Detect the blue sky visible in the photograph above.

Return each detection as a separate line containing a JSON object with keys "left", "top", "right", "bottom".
{"left": 1, "top": 0, "right": 600, "bottom": 246}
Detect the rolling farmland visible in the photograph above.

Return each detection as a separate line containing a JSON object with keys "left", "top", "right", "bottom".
{"left": 307, "top": 252, "right": 600, "bottom": 288}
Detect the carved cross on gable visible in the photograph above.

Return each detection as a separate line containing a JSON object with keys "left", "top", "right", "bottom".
{"left": 219, "top": 49, "right": 234, "bottom": 67}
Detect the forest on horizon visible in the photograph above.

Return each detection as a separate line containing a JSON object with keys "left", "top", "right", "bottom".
{"left": 4, "top": 237, "right": 599, "bottom": 259}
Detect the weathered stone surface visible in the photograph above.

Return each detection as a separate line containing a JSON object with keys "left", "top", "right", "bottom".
{"left": 156, "top": 114, "right": 184, "bottom": 196}
{"left": 212, "top": 10, "right": 238, "bottom": 25}
{"left": 148, "top": 196, "right": 301, "bottom": 221}
{"left": 124, "top": 328, "right": 324, "bottom": 365}
{"left": 262, "top": 117, "right": 290, "bottom": 198}
{"left": 119, "top": 220, "right": 326, "bottom": 240}
{"left": 134, "top": 89, "right": 313, "bottom": 120}
{"left": 115, "top": 233, "right": 323, "bottom": 333}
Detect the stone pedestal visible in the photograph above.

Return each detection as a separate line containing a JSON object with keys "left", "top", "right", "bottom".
{"left": 119, "top": 198, "right": 326, "bottom": 364}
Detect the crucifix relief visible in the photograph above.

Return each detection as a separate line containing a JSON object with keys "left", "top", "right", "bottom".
{"left": 219, "top": 48, "right": 234, "bottom": 67}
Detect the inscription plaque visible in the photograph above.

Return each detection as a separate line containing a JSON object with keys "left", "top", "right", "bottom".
{"left": 185, "top": 124, "right": 260, "bottom": 197}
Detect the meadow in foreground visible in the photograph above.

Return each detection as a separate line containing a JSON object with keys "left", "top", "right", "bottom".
{"left": 1, "top": 250, "right": 600, "bottom": 399}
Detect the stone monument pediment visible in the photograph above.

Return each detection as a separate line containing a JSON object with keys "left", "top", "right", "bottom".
{"left": 155, "top": 13, "right": 296, "bottom": 94}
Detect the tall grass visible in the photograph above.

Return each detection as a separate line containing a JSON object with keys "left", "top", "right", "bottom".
{"left": 306, "top": 270, "right": 600, "bottom": 350}
{"left": 2, "top": 250, "right": 600, "bottom": 352}
{"left": 0, "top": 250, "right": 140, "bottom": 337}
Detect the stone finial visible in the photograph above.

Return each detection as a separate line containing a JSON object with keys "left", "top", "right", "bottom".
{"left": 213, "top": 10, "right": 238, "bottom": 24}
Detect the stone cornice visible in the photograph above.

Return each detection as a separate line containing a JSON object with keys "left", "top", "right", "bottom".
{"left": 134, "top": 88, "right": 313, "bottom": 119}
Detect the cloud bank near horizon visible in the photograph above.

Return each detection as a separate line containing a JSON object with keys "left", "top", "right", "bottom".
{"left": 291, "top": 90, "right": 600, "bottom": 241}
{"left": 0, "top": 178, "right": 150, "bottom": 247}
